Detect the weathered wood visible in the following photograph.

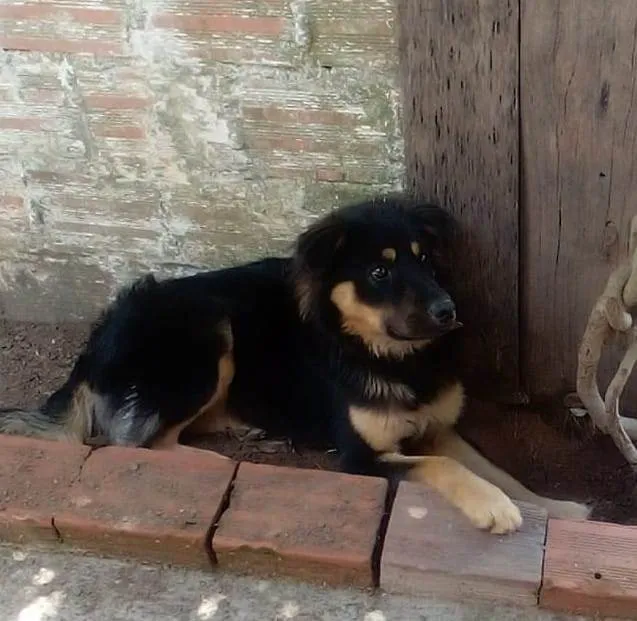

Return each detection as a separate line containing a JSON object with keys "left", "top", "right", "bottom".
{"left": 399, "top": 0, "right": 520, "bottom": 401}
{"left": 521, "top": 0, "right": 637, "bottom": 410}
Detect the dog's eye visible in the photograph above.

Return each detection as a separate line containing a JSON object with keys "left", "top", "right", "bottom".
{"left": 370, "top": 265, "right": 389, "bottom": 281}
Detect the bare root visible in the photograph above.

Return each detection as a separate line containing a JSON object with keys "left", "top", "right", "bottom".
{"left": 575, "top": 216, "right": 637, "bottom": 465}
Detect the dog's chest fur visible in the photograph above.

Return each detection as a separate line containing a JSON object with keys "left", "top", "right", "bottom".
{"left": 349, "top": 380, "right": 465, "bottom": 453}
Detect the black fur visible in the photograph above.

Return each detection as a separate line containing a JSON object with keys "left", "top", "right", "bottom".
{"left": 0, "top": 196, "right": 462, "bottom": 477}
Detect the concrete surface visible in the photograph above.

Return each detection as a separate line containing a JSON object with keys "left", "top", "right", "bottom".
{"left": 0, "top": 544, "right": 594, "bottom": 621}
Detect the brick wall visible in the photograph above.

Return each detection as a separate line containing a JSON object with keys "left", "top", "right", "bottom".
{"left": 0, "top": 0, "right": 403, "bottom": 322}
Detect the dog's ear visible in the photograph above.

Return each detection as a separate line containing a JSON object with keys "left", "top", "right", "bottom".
{"left": 409, "top": 202, "right": 455, "bottom": 245}
{"left": 294, "top": 212, "right": 347, "bottom": 272}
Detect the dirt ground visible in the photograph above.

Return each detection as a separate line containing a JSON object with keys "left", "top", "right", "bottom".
{"left": 1, "top": 319, "right": 637, "bottom": 525}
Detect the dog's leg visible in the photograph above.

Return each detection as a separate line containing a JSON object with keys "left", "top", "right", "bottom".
{"left": 150, "top": 349, "right": 234, "bottom": 461}
{"left": 404, "top": 455, "right": 523, "bottom": 534}
{"left": 184, "top": 409, "right": 259, "bottom": 440}
{"left": 432, "top": 430, "right": 590, "bottom": 520}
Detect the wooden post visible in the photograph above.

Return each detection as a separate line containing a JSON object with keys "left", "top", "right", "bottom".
{"left": 521, "top": 0, "right": 637, "bottom": 411}
{"left": 399, "top": 0, "right": 521, "bottom": 402}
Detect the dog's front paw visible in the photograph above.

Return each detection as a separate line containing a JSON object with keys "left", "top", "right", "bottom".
{"left": 458, "top": 480, "right": 523, "bottom": 535}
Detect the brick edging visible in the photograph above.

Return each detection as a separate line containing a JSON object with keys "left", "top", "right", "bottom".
{"left": 1, "top": 434, "right": 636, "bottom": 618}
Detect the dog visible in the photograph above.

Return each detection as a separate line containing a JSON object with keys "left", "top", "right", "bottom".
{"left": 0, "top": 195, "right": 590, "bottom": 534}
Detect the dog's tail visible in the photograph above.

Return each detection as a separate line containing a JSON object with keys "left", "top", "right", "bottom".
{"left": 0, "top": 378, "right": 92, "bottom": 443}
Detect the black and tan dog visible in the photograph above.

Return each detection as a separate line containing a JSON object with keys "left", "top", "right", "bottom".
{"left": 0, "top": 196, "right": 589, "bottom": 533}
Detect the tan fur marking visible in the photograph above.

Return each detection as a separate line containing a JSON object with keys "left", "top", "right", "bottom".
{"left": 66, "top": 382, "right": 95, "bottom": 440}
{"left": 330, "top": 281, "right": 430, "bottom": 358}
{"left": 381, "top": 247, "right": 396, "bottom": 262}
{"left": 411, "top": 241, "right": 421, "bottom": 257}
{"left": 294, "top": 272, "right": 314, "bottom": 321}
{"left": 153, "top": 322, "right": 236, "bottom": 449}
{"left": 421, "top": 382, "right": 465, "bottom": 429}
{"left": 349, "top": 406, "right": 427, "bottom": 453}
{"left": 349, "top": 381, "right": 464, "bottom": 452}
{"left": 330, "top": 281, "right": 385, "bottom": 341}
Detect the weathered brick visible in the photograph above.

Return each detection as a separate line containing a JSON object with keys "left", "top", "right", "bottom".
{"left": 308, "top": 0, "right": 397, "bottom": 69}
{"left": 154, "top": 0, "right": 286, "bottom": 16}
{"left": 84, "top": 95, "right": 150, "bottom": 110}
{"left": 380, "top": 481, "right": 547, "bottom": 607}
{"left": 315, "top": 168, "right": 346, "bottom": 182}
{"left": 18, "top": 89, "right": 63, "bottom": 104}
{"left": 0, "top": 435, "right": 91, "bottom": 544}
{"left": 92, "top": 124, "right": 146, "bottom": 140}
{"left": 152, "top": 14, "right": 284, "bottom": 35}
{"left": 540, "top": 518, "right": 637, "bottom": 619}
{"left": 247, "top": 134, "right": 380, "bottom": 157}
{"left": 212, "top": 462, "right": 387, "bottom": 588}
{"left": 0, "top": 37, "right": 121, "bottom": 55}
{"left": 54, "top": 446, "right": 237, "bottom": 569}
{"left": 0, "top": 195, "right": 23, "bottom": 209}
{"left": 0, "top": 0, "right": 403, "bottom": 323}
{"left": 0, "top": 5, "right": 122, "bottom": 25}
{"left": 0, "top": 117, "right": 44, "bottom": 131}
{"left": 243, "top": 106, "right": 359, "bottom": 127}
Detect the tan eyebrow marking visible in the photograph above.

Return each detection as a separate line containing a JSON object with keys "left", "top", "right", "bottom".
{"left": 381, "top": 248, "right": 396, "bottom": 262}
{"left": 410, "top": 241, "right": 421, "bottom": 257}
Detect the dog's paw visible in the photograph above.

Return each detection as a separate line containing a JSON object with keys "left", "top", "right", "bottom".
{"left": 459, "top": 482, "right": 523, "bottom": 535}
{"left": 544, "top": 499, "right": 591, "bottom": 521}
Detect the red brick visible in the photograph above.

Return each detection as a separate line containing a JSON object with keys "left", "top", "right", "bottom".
{"left": 0, "top": 36, "right": 120, "bottom": 55}
{"left": 315, "top": 168, "right": 345, "bottom": 182}
{"left": 212, "top": 462, "right": 387, "bottom": 587}
{"left": 243, "top": 106, "right": 358, "bottom": 127}
{"left": 93, "top": 125, "right": 146, "bottom": 140}
{"left": 0, "top": 117, "right": 43, "bottom": 131}
{"left": 152, "top": 14, "right": 284, "bottom": 35}
{"left": 154, "top": 0, "right": 285, "bottom": 15}
{"left": 85, "top": 95, "right": 150, "bottom": 110}
{"left": 380, "top": 481, "right": 547, "bottom": 607}
{"left": 0, "top": 5, "right": 121, "bottom": 25}
{"left": 0, "top": 435, "right": 91, "bottom": 544}
{"left": 248, "top": 134, "right": 379, "bottom": 157}
{"left": 540, "top": 518, "right": 637, "bottom": 618}
{"left": 54, "top": 446, "right": 237, "bottom": 569}
{"left": 0, "top": 195, "right": 23, "bottom": 209}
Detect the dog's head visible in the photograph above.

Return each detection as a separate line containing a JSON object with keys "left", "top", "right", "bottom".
{"left": 291, "top": 196, "right": 461, "bottom": 357}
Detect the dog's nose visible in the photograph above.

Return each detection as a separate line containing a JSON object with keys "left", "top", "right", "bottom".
{"left": 428, "top": 297, "right": 456, "bottom": 326}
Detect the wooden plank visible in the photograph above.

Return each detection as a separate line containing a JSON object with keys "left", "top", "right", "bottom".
{"left": 380, "top": 481, "right": 547, "bottom": 606}
{"left": 399, "top": 0, "right": 521, "bottom": 401}
{"left": 521, "top": 0, "right": 637, "bottom": 409}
